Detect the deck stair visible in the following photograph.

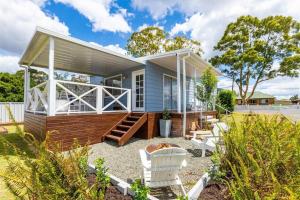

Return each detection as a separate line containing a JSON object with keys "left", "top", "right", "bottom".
{"left": 104, "top": 112, "right": 147, "bottom": 146}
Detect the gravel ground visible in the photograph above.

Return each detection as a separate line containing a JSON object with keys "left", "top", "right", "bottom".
{"left": 89, "top": 137, "right": 212, "bottom": 198}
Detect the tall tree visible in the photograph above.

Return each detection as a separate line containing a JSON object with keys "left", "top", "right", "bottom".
{"left": 126, "top": 26, "right": 202, "bottom": 57}
{"left": 196, "top": 67, "right": 218, "bottom": 110}
{"left": 210, "top": 15, "right": 300, "bottom": 104}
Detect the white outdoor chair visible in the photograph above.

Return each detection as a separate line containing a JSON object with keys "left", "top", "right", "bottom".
{"left": 139, "top": 147, "right": 187, "bottom": 195}
{"left": 191, "top": 122, "right": 228, "bottom": 157}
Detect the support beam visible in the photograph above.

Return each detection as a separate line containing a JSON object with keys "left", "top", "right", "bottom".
{"left": 193, "top": 67, "right": 197, "bottom": 111}
{"left": 176, "top": 54, "right": 181, "bottom": 113}
{"left": 23, "top": 66, "right": 29, "bottom": 110}
{"left": 47, "top": 37, "right": 56, "bottom": 116}
{"left": 182, "top": 53, "right": 191, "bottom": 137}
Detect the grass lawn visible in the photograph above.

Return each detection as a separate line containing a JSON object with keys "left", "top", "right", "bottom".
{"left": 0, "top": 124, "right": 32, "bottom": 200}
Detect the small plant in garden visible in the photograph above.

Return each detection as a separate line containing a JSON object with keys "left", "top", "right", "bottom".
{"left": 214, "top": 114, "right": 300, "bottom": 199}
{"left": 131, "top": 179, "right": 149, "bottom": 200}
{"left": 176, "top": 195, "right": 188, "bottom": 200}
{"left": 79, "top": 154, "right": 88, "bottom": 176}
{"left": 162, "top": 108, "right": 171, "bottom": 120}
{"left": 95, "top": 158, "right": 110, "bottom": 199}
{"left": 208, "top": 150, "right": 226, "bottom": 183}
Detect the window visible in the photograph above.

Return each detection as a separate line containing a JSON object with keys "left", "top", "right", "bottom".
{"left": 104, "top": 74, "right": 122, "bottom": 96}
{"left": 163, "top": 75, "right": 177, "bottom": 110}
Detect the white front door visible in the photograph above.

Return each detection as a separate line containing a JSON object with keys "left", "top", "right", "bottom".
{"left": 132, "top": 70, "right": 145, "bottom": 111}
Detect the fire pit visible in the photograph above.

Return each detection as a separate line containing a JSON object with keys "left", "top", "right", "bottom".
{"left": 145, "top": 143, "right": 180, "bottom": 153}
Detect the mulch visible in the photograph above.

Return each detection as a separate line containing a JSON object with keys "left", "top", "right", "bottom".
{"left": 198, "top": 182, "right": 230, "bottom": 200}
{"left": 87, "top": 173, "right": 133, "bottom": 200}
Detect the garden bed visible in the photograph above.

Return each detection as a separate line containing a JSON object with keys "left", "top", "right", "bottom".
{"left": 87, "top": 173, "right": 133, "bottom": 200}
{"left": 198, "top": 182, "right": 229, "bottom": 200}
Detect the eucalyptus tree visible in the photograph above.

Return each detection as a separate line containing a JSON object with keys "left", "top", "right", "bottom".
{"left": 126, "top": 26, "right": 202, "bottom": 57}
{"left": 210, "top": 15, "right": 300, "bottom": 104}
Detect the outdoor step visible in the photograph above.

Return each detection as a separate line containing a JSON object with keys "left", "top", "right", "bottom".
{"left": 105, "top": 134, "right": 121, "bottom": 141}
{"left": 117, "top": 124, "right": 131, "bottom": 129}
{"left": 131, "top": 112, "right": 144, "bottom": 116}
{"left": 127, "top": 116, "right": 140, "bottom": 120}
{"left": 112, "top": 129, "right": 127, "bottom": 135}
{"left": 123, "top": 120, "right": 136, "bottom": 124}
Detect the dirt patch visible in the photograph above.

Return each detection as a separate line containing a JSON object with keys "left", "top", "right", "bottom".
{"left": 198, "top": 182, "right": 230, "bottom": 200}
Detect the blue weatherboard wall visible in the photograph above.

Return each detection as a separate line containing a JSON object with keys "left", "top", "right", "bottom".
{"left": 145, "top": 62, "right": 179, "bottom": 112}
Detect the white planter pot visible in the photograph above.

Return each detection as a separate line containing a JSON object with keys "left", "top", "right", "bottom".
{"left": 159, "top": 119, "right": 172, "bottom": 137}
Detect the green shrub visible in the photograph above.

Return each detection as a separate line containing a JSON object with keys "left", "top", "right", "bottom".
{"left": 216, "top": 90, "right": 235, "bottom": 114}
{"left": 0, "top": 126, "right": 109, "bottom": 199}
{"left": 95, "top": 158, "right": 110, "bottom": 199}
{"left": 131, "top": 179, "right": 149, "bottom": 200}
{"left": 162, "top": 109, "right": 171, "bottom": 120}
{"left": 218, "top": 115, "right": 300, "bottom": 199}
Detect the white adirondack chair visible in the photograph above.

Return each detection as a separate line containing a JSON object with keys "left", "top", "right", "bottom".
{"left": 139, "top": 147, "right": 187, "bottom": 195}
{"left": 191, "top": 122, "right": 228, "bottom": 157}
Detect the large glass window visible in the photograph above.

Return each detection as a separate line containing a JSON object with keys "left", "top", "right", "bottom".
{"left": 163, "top": 75, "right": 177, "bottom": 110}
{"left": 104, "top": 74, "right": 122, "bottom": 96}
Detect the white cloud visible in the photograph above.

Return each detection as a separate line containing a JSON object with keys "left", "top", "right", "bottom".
{"left": 89, "top": 42, "right": 127, "bottom": 55}
{"left": 0, "top": 55, "right": 20, "bottom": 73}
{"left": 0, "top": 0, "right": 69, "bottom": 55}
{"left": 133, "top": 0, "right": 300, "bottom": 58}
{"left": 55, "top": 0, "right": 131, "bottom": 33}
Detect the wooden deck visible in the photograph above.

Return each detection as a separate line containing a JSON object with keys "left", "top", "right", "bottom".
{"left": 24, "top": 111, "right": 216, "bottom": 150}
{"left": 24, "top": 112, "right": 160, "bottom": 151}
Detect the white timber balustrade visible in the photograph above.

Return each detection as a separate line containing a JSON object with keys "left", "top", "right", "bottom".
{"left": 26, "top": 81, "right": 48, "bottom": 114}
{"left": 26, "top": 80, "right": 131, "bottom": 115}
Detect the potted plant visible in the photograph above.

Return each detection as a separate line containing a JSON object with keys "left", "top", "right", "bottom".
{"left": 160, "top": 109, "right": 172, "bottom": 137}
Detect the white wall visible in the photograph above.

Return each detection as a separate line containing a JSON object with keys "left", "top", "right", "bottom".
{"left": 0, "top": 102, "right": 24, "bottom": 124}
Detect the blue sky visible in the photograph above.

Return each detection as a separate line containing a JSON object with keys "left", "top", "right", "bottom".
{"left": 0, "top": 0, "right": 299, "bottom": 98}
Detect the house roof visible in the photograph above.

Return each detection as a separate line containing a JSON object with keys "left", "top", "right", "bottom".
{"left": 19, "top": 27, "right": 222, "bottom": 77}
{"left": 139, "top": 49, "right": 222, "bottom": 76}
{"left": 19, "top": 27, "right": 144, "bottom": 76}
{"left": 236, "top": 91, "right": 275, "bottom": 100}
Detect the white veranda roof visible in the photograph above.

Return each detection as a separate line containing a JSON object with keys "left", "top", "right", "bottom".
{"left": 19, "top": 27, "right": 144, "bottom": 76}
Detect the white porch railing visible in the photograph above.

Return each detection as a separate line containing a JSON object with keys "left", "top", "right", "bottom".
{"left": 26, "top": 80, "right": 131, "bottom": 115}
{"left": 26, "top": 82, "right": 48, "bottom": 114}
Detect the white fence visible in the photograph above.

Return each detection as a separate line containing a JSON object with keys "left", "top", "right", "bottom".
{"left": 0, "top": 102, "right": 24, "bottom": 124}
{"left": 235, "top": 104, "right": 300, "bottom": 111}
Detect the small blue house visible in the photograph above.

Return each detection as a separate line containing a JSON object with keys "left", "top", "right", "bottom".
{"left": 20, "top": 27, "right": 221, "bottom": 148}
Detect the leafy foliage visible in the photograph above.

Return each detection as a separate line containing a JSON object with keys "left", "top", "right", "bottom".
{"left": 196, "top": 67, "right": 218, "bottom": 110}
{"left": 210, "top": 15, "right": 300, "bottom": 104}
{"left": 126, "top": 26, "right": 202, "bottom": 57}
{"left": 290, "top": 94, "right": 299, "bottom": 101}
{"left": 131, "top": 179, "right": 149, "bottom": 200}
{"left": 217, "top": 115, "right": 300, "bottom": 199}
{"left": 0, "top": 110, "right": 112, "bottom": 199}
{"left": 95, "top": 158, "right": 110, "bottom": 199}
{"left": 216, "top": 90, "right": 235, "bottom": 113}
{"left": 162, "top": 108, "right": 171, "bottom": 120}
{"left": 0, "top": 71, "right": 24, "bottom": 102}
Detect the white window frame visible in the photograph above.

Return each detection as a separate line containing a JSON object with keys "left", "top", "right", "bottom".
{"left": 132, "top": 69, "right": 145, "bottom": 111}
{"left": 163, "top": 74, "right": 177, "bottom": 111}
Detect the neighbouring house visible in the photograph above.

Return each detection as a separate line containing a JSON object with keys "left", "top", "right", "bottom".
{"left": 236, "top": 91, "right": 275, "bottom": 105}
{"left": 20, "top": 27, "right": 221, "bottom": 150}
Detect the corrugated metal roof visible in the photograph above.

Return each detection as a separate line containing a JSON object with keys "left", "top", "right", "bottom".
{"left": 19, "top": 27, "right": 144, "bottom": 76}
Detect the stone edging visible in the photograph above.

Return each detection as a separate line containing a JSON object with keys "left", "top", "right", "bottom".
{"left": 88, "top": 164, "right": 158, "bottom": 200}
